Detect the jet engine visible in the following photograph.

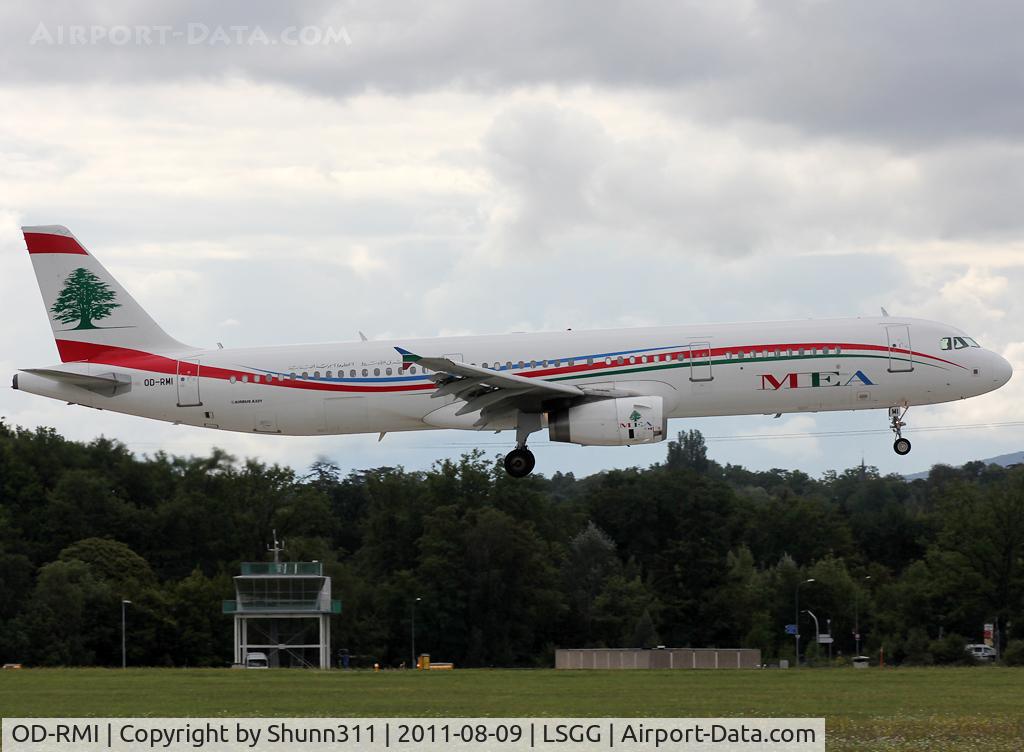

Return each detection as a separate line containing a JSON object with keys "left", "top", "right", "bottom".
{"left": 548, "top": 396, "right": 666, "bottom": 446}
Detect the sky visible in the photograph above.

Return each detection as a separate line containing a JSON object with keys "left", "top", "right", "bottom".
{"left": 1, "top": 1, "right": 1023, "bottom": 479}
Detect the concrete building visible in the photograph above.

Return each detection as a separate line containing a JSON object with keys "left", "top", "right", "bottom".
{"left": 555, "top": 647, "right": 761, "bottom": 670}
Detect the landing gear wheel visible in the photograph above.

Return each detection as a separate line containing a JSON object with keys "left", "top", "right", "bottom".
{"left": 893, "top": 437, "right": 912, "bottom": 456}
{"left": 504, "top": 447, "right": 536, "bottom": 478}
{"left": 888, "top": 405, "right": 911, "bottom": 456}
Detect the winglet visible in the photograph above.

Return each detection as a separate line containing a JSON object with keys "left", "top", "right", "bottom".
{"left": 395, "top": 346, "right": 421, "bottom": 370}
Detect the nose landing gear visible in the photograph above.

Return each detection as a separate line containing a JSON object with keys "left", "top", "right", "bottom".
{"left": 889, "top": 406, "right": 911, "bottom": 455}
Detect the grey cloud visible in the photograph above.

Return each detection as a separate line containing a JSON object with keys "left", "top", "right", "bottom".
{"left": 5, "top": 1, "right": 1024, "bottom": 146}
{"left": 478, "top": 102, "right": 972, "bottom": 259}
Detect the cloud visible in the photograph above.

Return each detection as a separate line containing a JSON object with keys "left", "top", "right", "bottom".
{"left": 3, "top": 1, "right": 1024, "bottom": 148}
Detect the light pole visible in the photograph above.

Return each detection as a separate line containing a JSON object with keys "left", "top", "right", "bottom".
{"left": 795, "top": 578, "right": 815, "bottom": 668}
{"left": 802, "top": 609, "right": 820, "bottom": 643}
{"left": 827, "top": 617, "right": 832, "bottom": 663}
{"left": 802, "top": 614, "right": 819, "bottom": 672}
{"left": 121, "top": 600, "right": 132, "bottom": 669}
{"left": 854, "top": 575, "right": 871, "bottom": 656}
{"left": 411, "top": 596, "right": 421, "bottom": 669}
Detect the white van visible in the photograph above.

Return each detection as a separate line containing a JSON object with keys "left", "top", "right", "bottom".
{"left": 965, "top": 644, "right": 997, "bottom": 662}
{"left": 245, "top": 652, "right": 269, "bottom": 669}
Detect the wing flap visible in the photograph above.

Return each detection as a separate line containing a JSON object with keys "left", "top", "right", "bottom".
{"left": 397, "top": 346, "right": 589, "bottom": 427}
{"left": 398, "top": 347, "right": 584, "bottom": 398}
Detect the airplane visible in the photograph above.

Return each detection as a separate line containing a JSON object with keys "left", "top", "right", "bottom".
{"left": 13, "top": 225, "right": 1013, "bottom": 477}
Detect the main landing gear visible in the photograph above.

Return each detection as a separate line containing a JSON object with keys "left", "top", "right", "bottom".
{"left": 504, "top": 446, "right": 536, "bottom": 478}
{"left": 889, "top": 406, "right": 911, "bottom": 455}
{"left": 504, "top": 412, "right": 542, "bottom": 478}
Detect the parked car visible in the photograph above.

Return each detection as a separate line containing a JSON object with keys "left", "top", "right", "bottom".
{"left": 965, "top": 644, "right": 997, "bottom": 662}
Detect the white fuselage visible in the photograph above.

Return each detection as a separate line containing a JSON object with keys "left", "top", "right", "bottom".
{"left": 15, "top": 316, "right": 1012, "bottom": 437}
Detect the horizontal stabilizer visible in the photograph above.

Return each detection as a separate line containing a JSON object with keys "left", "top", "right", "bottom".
{"left": 22, "top": 368, "right": 132, "bottom": 397}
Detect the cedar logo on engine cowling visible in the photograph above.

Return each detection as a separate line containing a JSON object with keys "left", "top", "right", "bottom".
{"left": 759, "top": 370, "right": 875, "bottom": 390}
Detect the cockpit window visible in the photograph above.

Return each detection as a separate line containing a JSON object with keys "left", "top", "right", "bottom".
{"left": 942, "top": 335, "right": 982, "bottom": 350}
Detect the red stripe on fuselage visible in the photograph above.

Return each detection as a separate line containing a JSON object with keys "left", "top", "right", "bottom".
{"left": 54, "top": 340, "right": 435, "bottom": 393}
{"left": 24, "top": 233, "right": 89, "bottom": 255}
{"left": 523, "top": 340, "right": 964, "bottom": 378}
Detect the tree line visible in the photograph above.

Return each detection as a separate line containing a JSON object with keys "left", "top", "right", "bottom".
{"left": 1, "top": 420, "right": 1022, "bottom": 668}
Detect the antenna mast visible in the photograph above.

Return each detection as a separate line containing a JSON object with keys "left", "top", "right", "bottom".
{"left": 267, "top": 529, "right": 285, "bottom": 564}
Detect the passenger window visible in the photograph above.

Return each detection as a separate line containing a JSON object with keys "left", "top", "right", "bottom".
{"left": 374, "top": 368, "right": 380, "bottom": 376}
{"left": 229, "top": 376, "right": 237, "bottom": 384}
{"left": 940, "top": 337, "right": 952, "bottom": 351}
{"left": 302, "top": 371, "right": 308, "bottom": 378}
{"left": 954, "top": 337, "right": 969, "bottom": 349}
{"left": 254, "top": 374, "right": 262, "bottom": 383}
{"left": 409, "top": 367, "right": 417, "bottom": 375}
{"left": 325, "top": 371, "right": 332, "bottom": 379}
{"left": 361, "top": 369, "right": 368, "bottom": 377}
{"left": 290, "top": 372, "right": 297, "bottom": 380}
{"left": 242, "top": 375, "right": 249, "bottom": 383}
{"left": 386, "top": 367, "right": 393, "bottom": 375}
{"left": 313, "top": 372, "right": 319, "bottom": 379}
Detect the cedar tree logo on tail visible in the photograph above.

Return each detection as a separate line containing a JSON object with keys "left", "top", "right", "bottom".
{"left": 50, "top": 267, "right": 121, "bottom": 329}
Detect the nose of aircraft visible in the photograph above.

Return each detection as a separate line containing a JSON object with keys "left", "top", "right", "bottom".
{"left": 992, "top": 351, "right": 1013, "bottom": 388}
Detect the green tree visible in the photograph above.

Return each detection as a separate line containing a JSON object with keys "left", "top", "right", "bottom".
{"left": 666, "top": 430, "right": 710, "bottom": 473}
{"left": 50, "top": 267, "right": 121, "bottom": 329}
{"left": 562, "top": 522, "right": 621, "bottom": 643}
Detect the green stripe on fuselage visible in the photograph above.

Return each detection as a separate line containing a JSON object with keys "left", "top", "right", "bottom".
{"left": 548, "top": 351, "right": 942, "bottom": 383}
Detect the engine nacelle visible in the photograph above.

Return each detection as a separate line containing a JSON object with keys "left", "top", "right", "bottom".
{"left": 548, "top": 396, "right": 666, "bottom": 446}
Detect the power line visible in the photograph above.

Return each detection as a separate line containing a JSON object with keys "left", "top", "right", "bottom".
{"left": 116, "top": 418, "right": 1024, "bottom": 451}
{"left": 387, "top": 419, "right": 1024, "bottom": 448}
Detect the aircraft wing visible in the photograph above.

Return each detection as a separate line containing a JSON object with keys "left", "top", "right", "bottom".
{"left": 396, "top": 347, "right": 590, "bottom": 426}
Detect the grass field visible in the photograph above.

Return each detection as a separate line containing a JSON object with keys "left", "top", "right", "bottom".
{"left": 2, "top": 667, "right": 1023, "bottom": 751}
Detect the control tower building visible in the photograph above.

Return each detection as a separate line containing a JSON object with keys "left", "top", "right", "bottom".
{"left": 222, "top": 533, "right": 341, "bottom": 669}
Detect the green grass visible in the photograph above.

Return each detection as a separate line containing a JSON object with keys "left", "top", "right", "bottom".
{"left": 2, "top": 667, "right": 1023, "bottom": 751}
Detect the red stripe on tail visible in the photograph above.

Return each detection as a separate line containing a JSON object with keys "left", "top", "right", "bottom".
{"left": 24, "top": 232, "right": 88, "bottom": 255}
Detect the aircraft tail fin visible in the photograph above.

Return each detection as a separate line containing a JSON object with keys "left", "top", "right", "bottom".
{"left": 22, "top": 225, "right": 190, "bottom": 362}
